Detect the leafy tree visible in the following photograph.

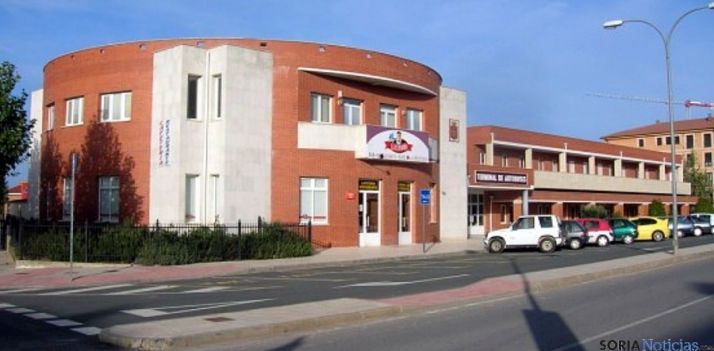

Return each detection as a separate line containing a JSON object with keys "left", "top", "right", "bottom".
{"left": 648, "top": 199, "right": 666, "bottom": 217}
{"left": 683, "top": 153, "right": 713, "bottom": 200}
{"left": 0, "top": 61, "right": 34, "bottom": 207}
{"left": 580, "top": 204, "right": 608, "bottom": 218}
{"left": 694, "top": 197, "right": 714, "bottom": 213}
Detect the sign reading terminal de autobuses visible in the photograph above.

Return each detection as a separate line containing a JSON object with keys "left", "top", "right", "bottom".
{"left": 475, "top": 171, "right": 528, "bottom": 185}
{"left": 365, "top": 125, "right": 430, "bottom": 163}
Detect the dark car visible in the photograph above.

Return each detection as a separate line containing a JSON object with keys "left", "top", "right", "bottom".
{"left": 668, "top": 216, "right": 696, "bottom": 238}
{"left": 689, "top": 215, "right": 711, "bottom": 236}
{"left": 607, "top": 218, "right": 638, "bottom": 244}
{"left": 560, "top": 220, "right": 588, "bottom": 250}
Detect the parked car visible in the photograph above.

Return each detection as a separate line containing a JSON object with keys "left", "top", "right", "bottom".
{"left": 629, "top": 216, "right": 670, "bottom": 241}
{"left": 667, "top": 216, "right": 706, "bottom": 238}
{"left": 484, "top": 215, "right": 564, "bottom": 253}
{"left": 689, "top": 213, "right": 714, "bottom": 235}
{"left": 560, "top": 220, "right": 588, "bottom": 250}
{"left": 575, "top": 218, "right": 613, "bottom": 247}
{"left": 606, "top": 218, "right": 638, "bottom": 244}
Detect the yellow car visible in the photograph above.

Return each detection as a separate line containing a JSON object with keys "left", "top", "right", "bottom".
{"left": 629, "top": 216, "right": 670, "bottom": 241}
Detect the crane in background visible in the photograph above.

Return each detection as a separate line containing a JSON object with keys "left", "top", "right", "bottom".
{"left": 587, "top": 92, "right": 713, "bottom": 119}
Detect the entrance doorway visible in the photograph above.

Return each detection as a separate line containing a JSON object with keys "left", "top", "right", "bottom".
{"left": 469, "top": 192, "right": 484, "bottom": 235}
{"left": 398, "top": 181, "right": 412, "bottom": 245}
{"left": 358, "top": 180, "right": 380, "bottom": 246}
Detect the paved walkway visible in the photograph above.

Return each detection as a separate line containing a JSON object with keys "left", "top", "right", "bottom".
{"left": 0, "top": 237, "right": 485, "bottom": 289}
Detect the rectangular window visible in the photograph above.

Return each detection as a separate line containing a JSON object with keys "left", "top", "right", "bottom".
{"left": 300, "top": 178, "right": 328, "bottom": 224}
{"left": 501, "top": 154, "right": 508, "bottom": 167}
{"left": 657, "top": 137, "right": 663, "bottom": 146}
{"left": 65, "top": 97, "right": 84, "bottom": 126}
{"left": 675, "top": 136, "right": 680, "bottom": 145}
{"left": 552, "top": 160, "right": 558, "bottom": 172}
{"left": 380, "top": 104, "right": 397, "bottom": 128}
{"left": 405, "top": 108, "right": 422, "bottom": 131}
{"left": 666, "top": 136, "right": 671, "bottom": 145}
{"left": 705, "top": 133, "right": 713, "bottom": 148}
{"left": 342, "top": 98, "right": 361, "bottom": 125}
{"left": 311, "top": 93, "right": 331, "bottom": 123}
{"left": 707, "top": 172, "right": 713, "bottom": 184}
{"left": 213, "top": 75, "right": 222, "bottom": 119}
{"left": 185, "top": 175, "right": 198, "bottom": 222}
{"left": 568, "top": 160, "right": 575, "bottom": 173}
{"left": 638, "top": 138, "right": 645, "bottom": 148}
{"left": 686, "top": 135, "right": 694, "bottom": 149}
{"left": 47, "top": 104, "right": 55, "bottom": 131}
{"left": 583, "top": 161, "right": 589, "bottom": 174}
{"left": 62, "top": 177, "right": 72, "bottom": 220}
{"left": 479, "top": 152, "right": 486, "bottom": 165}
{"left": 187, "top": 75, "right": 201, "bottom": 119}
{"left": 101, "top": 91, "right": 132, "bottom": 122}
{"left": 98, "top": 176, "right": 120, "bottom": 222}
{"left": 706, "top": 153, "right": 712, "bottom": 167}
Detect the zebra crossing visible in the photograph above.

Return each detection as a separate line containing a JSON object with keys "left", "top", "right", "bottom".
{"left": 0, "top": 302, "right": 101, "bottom": 336}
{"left": 0, "top": 283, "right": 235, "bottom": 296}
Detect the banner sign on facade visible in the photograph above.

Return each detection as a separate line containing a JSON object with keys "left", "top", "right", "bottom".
{"left": 365, "top": 125, "right": 430, "bottom": 163}
{"left": 475, "top": 171, "right": 528, "bottom": 185}
{"left": 398, "top": 181, "right": 411, "bottom": 192}
{"left": 359, "top": 180, "right": 380, "bottom": 191}
{"left": 159, "top": 119, "right": 171, "bottom": 166}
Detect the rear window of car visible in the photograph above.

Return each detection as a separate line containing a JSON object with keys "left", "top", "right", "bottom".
{"left": 539, "top": 216, "right": 554, "bottom": 228}
{"left": 639, "top": 218, "right": 656, "bottom": 225}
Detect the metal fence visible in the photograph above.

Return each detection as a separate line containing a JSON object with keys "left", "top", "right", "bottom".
{"left": 4, "top": 217, "right": 315, "bottom": 263}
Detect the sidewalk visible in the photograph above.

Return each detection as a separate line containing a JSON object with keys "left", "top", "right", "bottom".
{"left": 0, "top": 236, "right": 485, "bottom": 289}
{"left": 100, "top": 243, "right": 714, "bottom": 350}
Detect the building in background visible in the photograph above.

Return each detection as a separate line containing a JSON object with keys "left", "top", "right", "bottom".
{"left": 466, "top": 126, "right": 696, "bottom": 235}
{"left": 602, "top": 116, "right": 714, "bottom": 193}
{"left": 3, "top": 181, "right": 29, "bottom": 219}
{"left": 28, "top": 38, "right": 467, "bottom": 247}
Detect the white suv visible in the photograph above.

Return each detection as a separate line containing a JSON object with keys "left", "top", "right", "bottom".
{"left": 484, "top": 215, "right": 564, "bottom": 253}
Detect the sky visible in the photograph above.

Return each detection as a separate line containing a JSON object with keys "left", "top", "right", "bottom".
{"left": 1, "top": 0, "right": 713, "bottom": 187}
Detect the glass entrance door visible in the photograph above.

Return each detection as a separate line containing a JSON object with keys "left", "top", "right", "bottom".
{"left": 358, "top": 180, "right": 380, "bottom": 246}
{"left": 469, "top": 192, "right": 484, "bottom": 235}
{"left": 398, "top": 191, "right": 411, "bottom": 245}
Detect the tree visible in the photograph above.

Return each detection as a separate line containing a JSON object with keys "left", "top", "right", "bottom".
{"left": 580, "top": 204, "right": 608, "bottom": 218}
{"left": 683, "top": 153, "right": 712, "bottom": 200}
{"left": 0, "top": 61, "right": 34, "bottom": 207}
{"left": 694, "top": 197, "right": 714, "bottom": 213}
{"left": 648, "top": 199, "right": 666, "bottom": 217}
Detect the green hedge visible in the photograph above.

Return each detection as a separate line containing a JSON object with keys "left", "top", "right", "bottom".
{"left": 18, "top": 223, "right": 313, "bottom": 265}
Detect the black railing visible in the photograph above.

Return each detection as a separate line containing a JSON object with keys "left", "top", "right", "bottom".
{"left": 7, "top": 217, "right": 314, "bottom": 263}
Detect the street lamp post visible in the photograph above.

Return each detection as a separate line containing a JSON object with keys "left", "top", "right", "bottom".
{"left": 603, "top": 2, "right": 714, "bottom": 255}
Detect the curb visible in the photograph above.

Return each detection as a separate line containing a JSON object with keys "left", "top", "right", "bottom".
{"left": 98, "top": 244, "right": 714, "bottom": 350}
{"left": 14, "top": 260, "right": 133, "bottom": 270}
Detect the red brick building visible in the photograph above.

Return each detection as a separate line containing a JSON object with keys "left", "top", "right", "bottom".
{"left": 28, "top": 39, "right": 468, "bottom": 247}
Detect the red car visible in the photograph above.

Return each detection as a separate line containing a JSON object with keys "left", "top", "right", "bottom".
{"left": 575, "top": 218, "right": 614, "bottom": 247}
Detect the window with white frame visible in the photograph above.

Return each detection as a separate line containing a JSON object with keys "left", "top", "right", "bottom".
{"left": 65, "top": 97, "right": 84, "bottom": 126}
{"left": 501, "top": 154, "right": 508, "bottom": 167}
{"left": 101, "top": 91, "right": 132, "bottom": 122}
{"left": 479, "top": 152, "right": 486, "bottom": 165}
{"left": 637, "top": 138, "right": 645, "bottom": 148}
{"left": 187, "top": 75, "right": 201, "bottom": 119}
{"left": 342, "top": 98, "right": 361, "bottom": 125}
{"left": 47, "top": 104, "right": 55, "bottom": 131}
{"left": 311, "top": 93, "right": 331, "bottom": 123}
{"left": 185, "top": 175, "right": 199, "bottom": 222}
{"left": 705, "top": 133, "right": 713, "bottom": 148}
{"left": 380, "top": 104, "right": 397, "bottom": 128}
{"left": 405, "top": 108, "right": 422, "bottom": 131}
{"left": 63, "top": 177, "right": 72, "bottom": 220}
{"left": 519, "top": 156, "right": 525, "bottom": 169}
{"left": 98, "top": 176, "right": 120, "bottom": 222}
{"left": 212, "top": 75, "right": 222, "bottom": 119}
{"left": 706, "top": 152, "right": 712, "bottom": 167}
{"left": 300, "top": 178, "right": 328, "bottom": 224}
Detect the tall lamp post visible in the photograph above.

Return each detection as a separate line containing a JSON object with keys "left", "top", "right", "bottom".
{"left": 603, "top": 2, "right": 714, "bottom": 255}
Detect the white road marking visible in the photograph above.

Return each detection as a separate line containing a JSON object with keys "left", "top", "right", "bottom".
{"left": 551, "top": 295, "right": 713, "bottom": 351}
{"left": 106, "top": 285, "right": 176, "bottom": 295}
{"left": 335, "top": 274, "right": 469, "bottom": 288}
{"left": 47, "top": 319, "right": 82, "bottom": 327}
{"left": 7, "top": 308, "right": 35, "bottom": 314}
{"left": 0, "top": 303, "right": 16, "bottom": 308}
{"left": 26, "top": 312, "right": 57, "bottom": 320}
{"left": 0, "top": 288, "right": 43, "bottom": 294}
{"left": 122, "top": 299, "right": 273, "bottom": 318}
{"left": 71, "top": 327, "right": 101, "bottom": 336}
{"left": 40, "top": 283, "right": 134, "bottom": 295}
{"left": 183, "top": 286, "right": 230, "bottom": 293}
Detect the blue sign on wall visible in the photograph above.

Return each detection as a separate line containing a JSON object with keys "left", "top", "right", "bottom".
{"left": 420, "top": 189, "right": 431, "bottom": 205}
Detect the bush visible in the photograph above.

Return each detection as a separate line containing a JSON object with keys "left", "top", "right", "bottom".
{"left": 649, "top": 199, "right": 666, "bottom": 217}
{"left": 580, "top": 204, "right": 608, "bottom": 218}
{"left": 694, "top": 197, "right": 714, "bottom": 213}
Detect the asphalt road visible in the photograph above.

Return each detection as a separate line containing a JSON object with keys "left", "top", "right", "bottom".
{"left": 230, "top": 255, "right": 714, "bottom": 351}
{"left": 0, "top": 235, "right": 712, "bottom": 350}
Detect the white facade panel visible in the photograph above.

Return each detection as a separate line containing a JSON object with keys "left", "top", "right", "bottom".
{"left": 439, "top": 87, "right": 468, "bottom": 239}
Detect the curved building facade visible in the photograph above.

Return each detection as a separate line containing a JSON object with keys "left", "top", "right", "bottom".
{"left": 29, "top": 38, "right": 468, "bottom": 247}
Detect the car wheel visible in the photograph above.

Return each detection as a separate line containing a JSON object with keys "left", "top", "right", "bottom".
{"left": 596, "top": 235, "right": 609, "bottom": 247}
{"left": 652, "top": 231, "right": 664, "bottom": 242}
{"left": 694, "top": 228, "right": 703, "bottom": 237}
{"left": 488, "top": 238, "right": 505, "bottom": 254}
{"left": 569, "top": 238, "right": 582, "bottom": 250}
{"left": 677, "top": 230, "right": 684, "bottom": 238}
{"left": 623, "top": 235, "right": 634, "bottom": 245}
{"left": 539, "top": 238, "right": 556, "bottom": 253}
